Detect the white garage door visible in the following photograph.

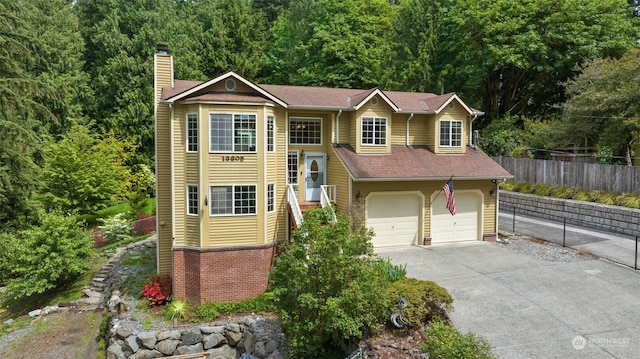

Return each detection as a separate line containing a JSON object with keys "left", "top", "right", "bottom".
{"left": 431, "top": 192, "right": 480, "bottom": 243}
{"left": 366, "top": 193, "right": 421, "bottom": 247}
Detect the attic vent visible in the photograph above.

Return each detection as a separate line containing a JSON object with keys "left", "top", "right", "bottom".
{"left": 447, "top": 101, "right": 455, "bottom": 109}
{"left": 225, "top": 78, "right": 236, "bottom": 91}
{"left": 370, "top": 98, "right": 378, "bottom": 106}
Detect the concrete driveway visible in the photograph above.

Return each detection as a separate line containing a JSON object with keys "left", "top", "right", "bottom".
{"left": 376, "top": 242, "right": 640, "bottom": 358}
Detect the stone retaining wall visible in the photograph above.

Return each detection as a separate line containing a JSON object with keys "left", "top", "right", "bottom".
{"left": 106, "top": 316, "right": 285, "bottom": 359}
{"left": 500, "top": 191, "right": 640, "bottom": 235}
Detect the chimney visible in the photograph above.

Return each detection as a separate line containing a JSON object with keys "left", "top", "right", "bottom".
{"left": 154, "top": 44, "right": 173, "bottom": 108}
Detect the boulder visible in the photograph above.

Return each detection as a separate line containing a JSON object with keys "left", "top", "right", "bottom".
{"left": 129, "top": 349, "right": 163, "bottom": 359}
{"left": 124, "top": 335, "right": 140, "bottom": 353}
{"left": 201, "top": 326, "right": 225, "bottom": 334}
{"left": 155, "top": 339, "right": 180, "bottom": 355}
{"left": 107, "top": 342, "right": 127, "bottom": 359}
{"left": 207, "top": 345, "right": 237, "bottom": 359}
{"left": 137, "top": 331, "right": 158, "bottom": 349}
{"left": 175, "top": 342, "right": 204, "bottom": 356}
{"left": 225, "top": 331, "right": 244, "bottom": 346}
{"left": 243, "top": 330, "right": 257, "bottom": 354}
{"left": 157, "top": 330, "right": 181, "bottom": 341}
{"left": 181, "top": 329, "right": 203, "bottom": 345}
{"left": 203, "top": 333, "right": 226, "bottom": 350}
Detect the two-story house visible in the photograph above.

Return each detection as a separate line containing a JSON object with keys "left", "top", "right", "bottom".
{"left": 154, "top": 46, "right": 512, "bottom": 304}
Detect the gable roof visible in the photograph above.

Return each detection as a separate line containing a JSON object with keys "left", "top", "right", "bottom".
{"left": 161, "top": 72, "right": 480, "bottom": 115}
{"left": 163, "top": 72, "right": 287, "bottom": 108}
{"left": 333, "top": 144, "right": 512, "bottom": 181}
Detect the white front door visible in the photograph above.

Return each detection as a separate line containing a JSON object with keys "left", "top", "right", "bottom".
{"left": 304, "top": 154, "right": 325, "bottom": 201}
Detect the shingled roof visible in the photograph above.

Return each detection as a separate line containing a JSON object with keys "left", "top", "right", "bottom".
{"left": 333, "top": 144, "right": 512, "bottom": 180}
{"left": 161, "top": 73, "right": 482, "bottom": 115}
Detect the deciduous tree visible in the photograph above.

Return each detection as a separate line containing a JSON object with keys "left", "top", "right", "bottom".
{"left": 439, "top": 0, "right": 637, "bottom": 122}
{"left": 561, "top": 49, "right": 640, "bottom": 165}
{"left": 40, "top": 125, "right": 136, "bottom": 215}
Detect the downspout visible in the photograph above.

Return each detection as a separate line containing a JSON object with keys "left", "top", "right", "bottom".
{"left": 335, "top": 109, "right": 342, "bottom": 144}
{"left": 470, "top": 113, "right": 478, "bottom": 148}
{"left": 405, "top": 113, "right": 414, "bottom": 147}
{"left": 495, "top": 179, "right": 501, "bottom": 239}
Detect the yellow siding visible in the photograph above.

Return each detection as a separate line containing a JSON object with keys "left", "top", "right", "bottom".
{"left": 434, "top": 102, "right": 469, "bottom": 154}
{"left": 154, "top": 54, "right": 174, "bottom": 275}
{"left": 206, "top": 217, "right": 260, "bottom": 246}
{"left": 173, "top": 109, "right": 186, "bottom": 246}
{"left": 185, "top": 216, "right": 199, "bottom": 246}
{"left": 208, "top": 155, "right": 258, "bottom": 182}
{"left": 388, "top": 113, "right": 430, "bottom": 147}
{"left": 354, "top": 105, "right": 393, "bottom": 154}
{"left": 337, "top": 112, "right": 351, "bottom": 145}
{"left": 156, "top": 109, "right": 173, "bottom": 275}
{"left": 327, "top": 147, "right": 352, "bottom": 215}
{"left": 425, "top": 114, "right": 436, "bottom": 148}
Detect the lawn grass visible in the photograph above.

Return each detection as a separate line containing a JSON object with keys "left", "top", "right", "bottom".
{"left": 97, "top": 198, "right": 156, "bottom": 219}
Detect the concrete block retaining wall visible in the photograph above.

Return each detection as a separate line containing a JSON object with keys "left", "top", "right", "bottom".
{"left": 500, "top": 191, "right": 640, "bottom": 236}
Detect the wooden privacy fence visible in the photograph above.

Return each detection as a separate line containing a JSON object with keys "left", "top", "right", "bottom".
{"left": 493, "top": 157, "right": 640, "bottom": 193}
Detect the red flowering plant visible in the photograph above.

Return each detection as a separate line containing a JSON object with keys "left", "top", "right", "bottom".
{"left": 141, "top": 275, "right": 172, "bottom": 307}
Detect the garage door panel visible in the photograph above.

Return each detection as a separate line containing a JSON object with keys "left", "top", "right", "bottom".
{"left": 431, "top": 192, "right": 480, "bottom": 243}
{"left": 367, "top": 194, "right": 420, "bottom": 247}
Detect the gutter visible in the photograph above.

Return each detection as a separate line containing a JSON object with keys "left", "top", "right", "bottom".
{"left": 405, "top": 113, "right": 414, "bottom": 147}
{"left": 470, "top": 113, "right": 479, "bottom": 148}
{"left": 336, "top": 109, "right": 342, "bottom": 144}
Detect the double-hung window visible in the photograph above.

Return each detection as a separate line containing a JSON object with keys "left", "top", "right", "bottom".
{"left": 361, "top": 117, "right": 387, "bottom": 145}
{"left": 187, "top": 185, "right": 198, "bottom": 215}
{"left": 267, "top": 183, "right": 275, "bottom": 213}
{"left": 290, "top": 118, "right": 321, "bottom": 144}
{"left": 186, "top": 114, "right": 198, "bottom": 152}
{"left": 267, "top": 116, "right": 275, "bottom": 152}
{"left": 440, "top": 120, "right": 462, "bottom": 147}
{"left": 210, "top": 113, "right": 256, "bottom": 152}
{"left": 287, "top": 152, "right": 298, "bottom": 186}
{"left": 210, "top": 185, "right": 256, "bottom": 215}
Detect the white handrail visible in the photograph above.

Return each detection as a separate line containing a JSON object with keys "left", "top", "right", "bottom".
{"left": 320, "top": 185, "right": 337, "bottom": 224}
{"left": 287, "top": 184, "right": 303, "bottom": 228}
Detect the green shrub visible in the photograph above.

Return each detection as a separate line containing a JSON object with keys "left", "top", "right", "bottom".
{"left": 386, "top": 277, "right": 453, "bottom": 328}
{"left": 100, "top": 213, "right": 133, "bottom": 243}
{"left": 620, "top": 194, "right": 640, "bottom": 209}
{"left": 195, "top": 301, "right": 220, "bottom": 322}
{"left": 165, "top": 299, "right": 191, "bottom": 321}
{"left": 421, "top": 318, "right": 495, "bottom": 359}
{"left": 549, "top": 186, "right": 573, "bottom": 199}
{"left": 531, "top": 183, "right": 550, "bottom": 196}
{"left": 499, "top": 181, "right": 517, "bottom": 192}
{"left": 572, "top": 190, "right": 592, "bottom": 202}
{"left": 375, "top": 257, "right": 407, "bottom": 283}
{"left": 597, "top": 193, "right": 617, "bottom": 206}
{"left": 3, "top": 211, "right": 94, "bottom": 299}
{"left": 270, "top": 208, "right": 388, "bottom": 357}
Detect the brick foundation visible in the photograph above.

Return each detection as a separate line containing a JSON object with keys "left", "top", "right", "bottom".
{"left": 173, "top": 243, "right": 276, "bottom": 304}
{"left": 482, "top": 232, "right": 497, "bottom": 242}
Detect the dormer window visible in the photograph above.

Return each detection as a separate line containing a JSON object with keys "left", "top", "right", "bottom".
{"left": 361, "top": 117, "right": 387, "bottom": 145}
{"left": 440, "top": 120, "right": 462, "bottom": 147}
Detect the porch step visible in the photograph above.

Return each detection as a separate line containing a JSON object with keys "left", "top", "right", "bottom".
{"left": 299, "top": 201, "right": 321, "bottom": 212}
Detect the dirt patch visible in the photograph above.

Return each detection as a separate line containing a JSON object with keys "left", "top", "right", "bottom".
{"left": 0, "top": 310, "right": 102, "bottom": 359}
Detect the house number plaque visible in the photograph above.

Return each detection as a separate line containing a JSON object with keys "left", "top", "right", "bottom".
{"left": 221, "top": 155, "right": 244, "bottom": 162}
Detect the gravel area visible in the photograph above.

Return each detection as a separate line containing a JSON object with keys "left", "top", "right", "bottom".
{"left": 495, "top": 234, "right": 597, "bottom": 262}
{"left": 0, "top": 326, "right": 33, "bottom": 352}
